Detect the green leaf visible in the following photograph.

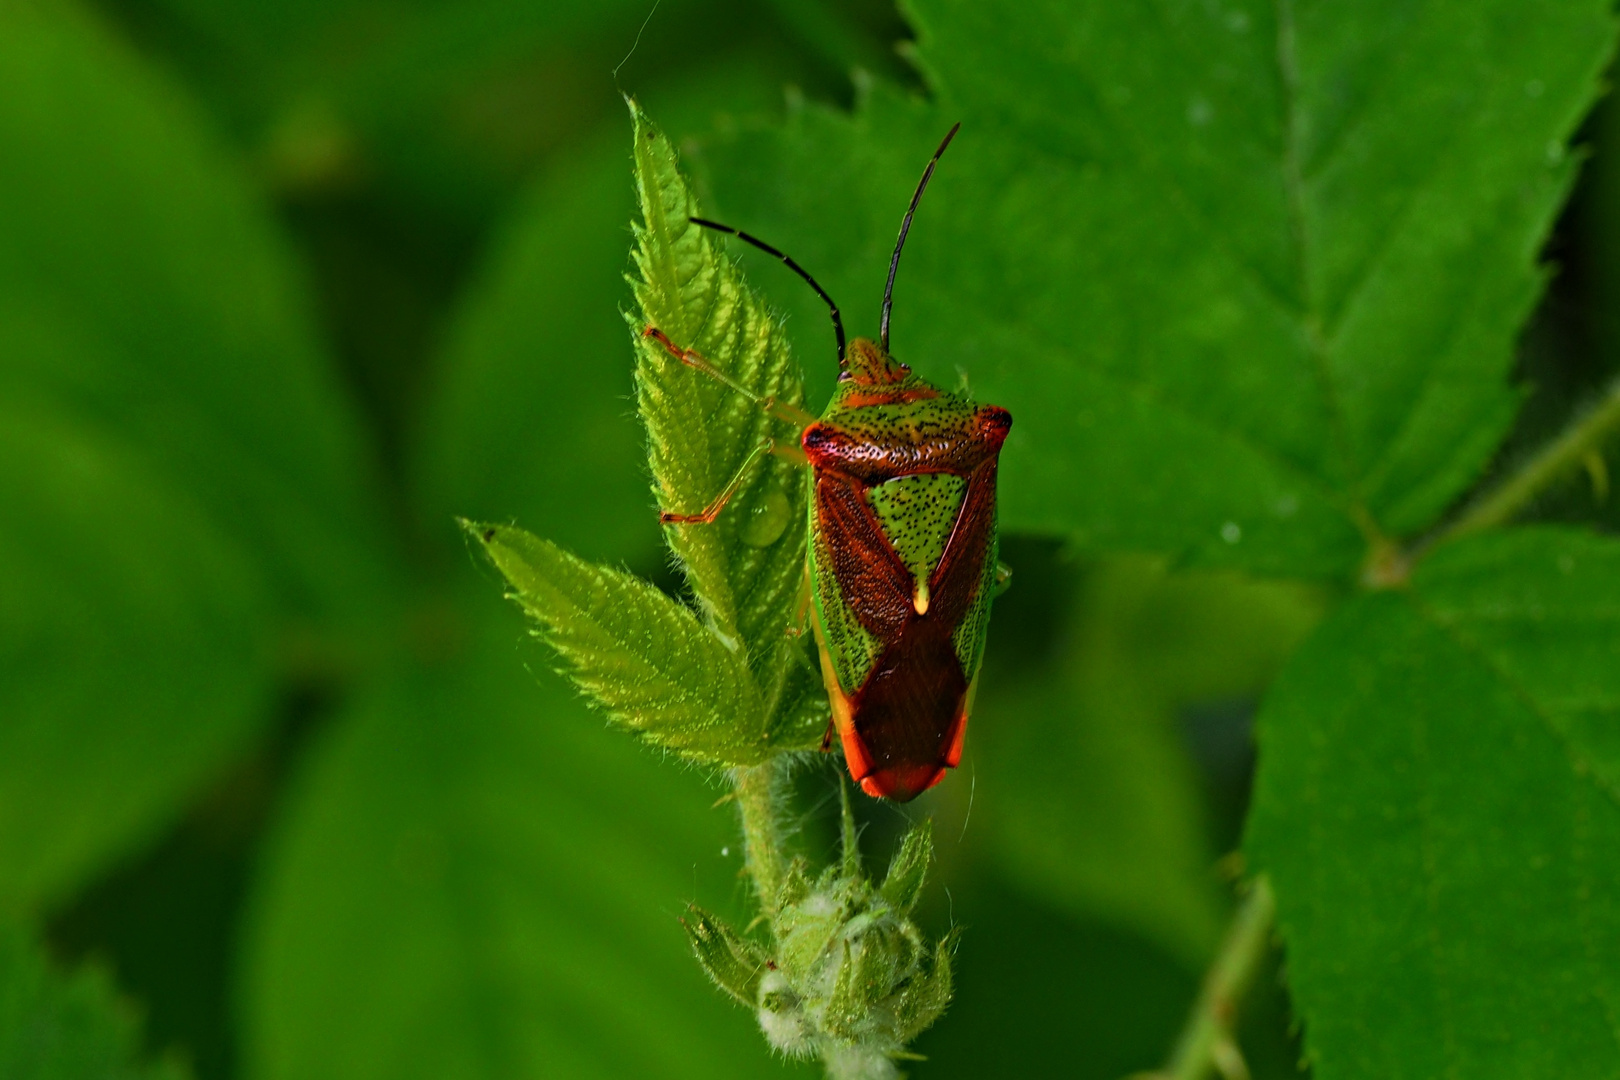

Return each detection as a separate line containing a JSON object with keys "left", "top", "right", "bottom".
{"left": 241, "top": 611, "right": 806, "bottom": 1080}
{"left": 0, "top": 921, "right": 187, "bottom": 1080}
{"left": 469, "top": 521, "right": 793, "bottom": 764}
{"left": 974, "top": 556, "right": 1320, "bottom": 965}
{"left": 894, "top": 928, "right": 959, "bottom": 1045}
{"left": 880, "top": 821, "right": 933, "bottom": 917}
{"left": 0, "top": 0, "right": 385, "bottom": 911}
{"left": 0, "top": 0, "right": 387, "bottom": 620}
{"left": 0, "top": 400, "right": 270, "bottom": 912}
{"left": 682, "top": 907, "right": 769, "bottom": 1009}
{"left": 418, "top": 79, "right": 815, "bottom": 566}
{"left": 1246, "top": 527, "right": 1620, "bottom": 1078}
{"left": 627, "top": 100, "right": 823, "bottom": 752}
{"left": 701, "top": 0, "right": 1616, "bottom": 576}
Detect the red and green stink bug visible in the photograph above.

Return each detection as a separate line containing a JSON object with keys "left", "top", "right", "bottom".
{"left": 644, "top": 125, "right": 1011, "bottom": 802}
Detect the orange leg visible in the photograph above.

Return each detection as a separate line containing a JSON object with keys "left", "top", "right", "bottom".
{"left": 643, "top": 326, "right": 816, "bottom": 427}
{"left": 646, "top": 325, "right": 810, "bottom": 526}
{"left": 658, "top": 436, "right": 807, "bottom": 525}
{"left": 661, "top": 437, "right": 765, "bottom": 524}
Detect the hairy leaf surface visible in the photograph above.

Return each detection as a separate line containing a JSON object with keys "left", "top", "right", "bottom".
{"left": 1247, "top": 528, "right": 1620, "bottom": 1078}
{"left": 418, "top": 82, "right": 816, "bottom": 567}
{"left": 628, "top": 100, "right": 823, "bottom": 753}
{"left": 471, "top": 522, "right": 791, "bottom": 764}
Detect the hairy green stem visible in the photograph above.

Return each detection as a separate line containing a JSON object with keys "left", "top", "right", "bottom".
{"left": 1151, "top": 875, "right": 1277, "bottom": 1080}
{"left": 1440, "top": 377, "right": 1620, "bottom": 543}
{"left": 733, "top": 759, "right": 787, "bottom": 919}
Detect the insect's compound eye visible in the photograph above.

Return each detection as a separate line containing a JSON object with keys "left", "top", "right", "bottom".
{"left": 802, "top": 424, "right": 835, "bottom": 453}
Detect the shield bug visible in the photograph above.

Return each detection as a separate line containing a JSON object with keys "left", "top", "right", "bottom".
{"left": 643, "top": 124, "right": 1011, "bottom": 802}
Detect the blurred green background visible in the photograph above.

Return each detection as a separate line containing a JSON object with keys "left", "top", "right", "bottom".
{"left": 2, "top": 0, "right": 1616, "bottom": 1077}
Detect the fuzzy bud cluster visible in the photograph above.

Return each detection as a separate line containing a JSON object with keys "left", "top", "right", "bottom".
{"left": 683, "top": 822, "right": 956, "bottom": 1078}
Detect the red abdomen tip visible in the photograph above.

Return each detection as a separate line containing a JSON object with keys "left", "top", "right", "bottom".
{"left": 858, "top": 763, "right": 948, "bottom": 803}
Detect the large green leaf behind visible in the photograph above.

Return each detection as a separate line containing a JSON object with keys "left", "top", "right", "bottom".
{"left": 0, "top": 0, "right": 374, "bottom": 909}
{"left": 700, "top": 0, "right": 1614, "bottom": 577}
{"left": 0, "top": 922, "right": 186, "bottom": 1080}
{"left": 416, "top": 134, "right": 657, "bottom": 567}
{"left": 974, "top": 557, "right": 1320, "bottom": 964}
{"left": 241, "top": 602, "right": 809, "bottom": 1080}
{"left": 0, "top": 402, "right": 268, "bottom": 912}
{"left": 0, "top": 0, "right": 386, "bottom": 619}
{"left": 1247, "top": 528, "right": 1620, "bottom": 1078}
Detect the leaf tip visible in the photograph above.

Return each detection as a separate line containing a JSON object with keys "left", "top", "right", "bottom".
{"left": 459, "top": 518, "right": 499, "bottom": 546}
{"left": 627, "top": 95, "right": 662, "bottom": 148}
{"left": 683, "top": 904, "right": 768, "bottom": 1008}
{"left": 880, "top": 818, "right": 934, "bottom": 914}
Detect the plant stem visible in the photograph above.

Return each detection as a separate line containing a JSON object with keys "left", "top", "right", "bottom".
{"left": 822, "top": 1044, "right": 899, "bottom": 1080}
{"left": 733, "top": 759, "right": 787, "bottom": 919}
{"left": 1438, "top": 376, "right": 1620, "bottom": 543}
{"left": 1154, "top": 875, "right": 1277, "bottom": 1080}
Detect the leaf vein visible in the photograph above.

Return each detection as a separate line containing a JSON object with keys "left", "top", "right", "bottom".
{"left": 1406, "top": 594, "right": 1620, "bottom": 809}
{"left": 1406, "top": 658, "right": 1463, "bottom": 1080}
{"left": 1570, "top": 777, "right": 1620, "bottom": 1052}
{"left": 967, "top": 302, "right": 1353, "bottom": 517}
{"left": 994, "top": 59, "right": 1302, "bottom": 323}
{"left": 1273, "top": 0, "right": 1363, "bottom": 516}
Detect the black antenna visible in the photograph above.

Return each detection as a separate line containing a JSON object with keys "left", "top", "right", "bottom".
{"left": 880, "top": 122, "right": 960, "bottom": 352}
{"left": 689, "top": 217, "right": 846, "bottom": 364}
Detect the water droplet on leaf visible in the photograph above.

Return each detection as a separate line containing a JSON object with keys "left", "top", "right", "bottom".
{"left": 741, "top": 480, "right": 791, "bottom": 547}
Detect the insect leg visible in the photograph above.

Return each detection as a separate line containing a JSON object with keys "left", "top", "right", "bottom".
{"left": 642, "top": 326, "right": 816, "bottom": 427}
{"left": 660, "top": 435, "right": 801, "bottom": 525}
{"left": 769, "top": 439, "right": 809, "bottom": 467}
